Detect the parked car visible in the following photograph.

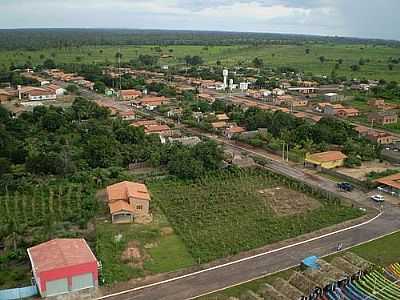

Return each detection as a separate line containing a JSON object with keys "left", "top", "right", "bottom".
{"left": 371, "top": 194, "right": 385, "bottom": 202}
{"left": 337, "top": 182, "right": 354, "bottom": 192}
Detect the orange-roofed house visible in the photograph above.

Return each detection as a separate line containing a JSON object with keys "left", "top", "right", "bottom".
{"left": 374, "top": 173, "right": 400, "bottom": 195}
{"left": 335, "top": 108, "right": 360, "bottom": 118}
{"left": 119, "top": 89, "right": 142, "bottom": 101}
{"left": 215, "top": 113, "right": 230, "bottom": 121}
{"left": 305, "top": 151, "right": 347, "bottom": 170}
{"left": 211, "top": 121, "right": 228, "bottom": 129}
{"left": 143, "top": 124, "right": 172, "bottom": 136}
{"left": 106, "top": 181, "right": 151, "bottom": 224}
{"left": 224, "top": 126, "right": 246, "bottom": 139}
{"left": 140, "top": 96, "right": 169, "bottom": 109}
{"left": 27, "top": 238, "right": 99, "bottom": 298}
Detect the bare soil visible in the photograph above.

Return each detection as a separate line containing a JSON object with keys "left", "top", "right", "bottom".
{"left": 259, "top": 187, "right": 321, "bottom": 216}
{"left": 121, "top": 241, "right": 149, "bottom": 268}
{"left": 337, "top": 160, "right": 397, "bottom": 181}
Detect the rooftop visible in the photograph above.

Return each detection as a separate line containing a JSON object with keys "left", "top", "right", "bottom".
{"left": 306, "top": 151, "right": 347, "bottom": 163}
{"left": 109, "top": 200, "right": 135, "bottom": 214}
{"left": 375, "top": 173, "right": 400, "bottom": 190}
{"left": 28, "top": 239, "right": 97, "bottom": 274}
{"left": 107, "top": 181, "right": 151, "bottom": 202}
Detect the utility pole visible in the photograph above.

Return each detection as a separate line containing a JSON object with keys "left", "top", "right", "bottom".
{"left": 287, "top": 143, "right": 289, "bottom": 161}
{"left": 282, "top": 143, "right": 285, "bottom": 161}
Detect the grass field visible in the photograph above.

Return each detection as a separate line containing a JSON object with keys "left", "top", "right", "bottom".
{"left": 150, "top": 168, "right": 363, "bottom": 264}
{"left": 1, "top": 44, "right": 400, "bottom": 81}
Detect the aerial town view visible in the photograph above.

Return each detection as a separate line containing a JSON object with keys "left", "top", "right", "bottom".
{"left": 1, "top": 1, "right": 400, "bottom": 300}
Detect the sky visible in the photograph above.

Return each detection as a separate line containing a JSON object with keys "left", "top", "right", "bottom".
{"left": 0, "top": 0, "right": 399, "bottom": 40}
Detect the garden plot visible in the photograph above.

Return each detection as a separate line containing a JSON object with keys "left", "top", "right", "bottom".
{"left": 150, "top": 168, "right": 363, "bottom": 263}
{"left": 259, "top": 187, "right": 321, "bottom": 216}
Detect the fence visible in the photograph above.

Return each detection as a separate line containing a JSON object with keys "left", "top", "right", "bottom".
{"left": 0, "top": 285, "right": 38, "bottom": 300}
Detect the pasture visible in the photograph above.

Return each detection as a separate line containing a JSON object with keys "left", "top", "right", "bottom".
{"left": 1, "top": 43, "right": 399, "bottom": 81}
{"left": 150, "top": 168, "right": 363, "bottom": 263}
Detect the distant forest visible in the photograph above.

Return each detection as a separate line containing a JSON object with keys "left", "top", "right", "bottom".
{"left": 1, "top": 29, "right": 399, "bottom": 51}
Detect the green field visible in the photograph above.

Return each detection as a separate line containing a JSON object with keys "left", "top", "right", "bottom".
{"left": 1, "top": 44, "right": 400, "bottom": 81}
{"left": 150, "top": 168, "right": 363, "bottom": 263}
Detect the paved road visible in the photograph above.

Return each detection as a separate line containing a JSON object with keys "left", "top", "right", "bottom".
{"left": 100, "top": 206, "right": 400, "bottom": 300}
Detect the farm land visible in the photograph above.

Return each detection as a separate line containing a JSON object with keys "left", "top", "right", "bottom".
{"left": 150, "top": 168, "right": 363, "bottom": 263}
{"left": 1, "top": 44, "right": 400, "bottom": 81}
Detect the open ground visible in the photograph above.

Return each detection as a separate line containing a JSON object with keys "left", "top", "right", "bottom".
{"left": 1, "top": 44, "right": 400, "bottom": 81}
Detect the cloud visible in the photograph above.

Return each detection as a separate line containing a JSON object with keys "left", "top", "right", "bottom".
{"left": 0, "top": 0, "right": 398, "bottom": 40}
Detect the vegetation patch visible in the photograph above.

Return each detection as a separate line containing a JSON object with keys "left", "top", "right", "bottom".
{"left": 259, "top": 187, "right": 321, "bottom": 216}
{"left": 95, "top": 212, "right": 195, "bottom": 285}
{"left": 150, "top": 168, "right": 363, "bottom": 263}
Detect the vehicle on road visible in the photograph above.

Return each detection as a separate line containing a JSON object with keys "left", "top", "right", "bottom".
{"left": 337, "top": 182, "right": 354, "bottom": 192}
{"left": 371, "top": 194, "right": 385, "bottom": 202}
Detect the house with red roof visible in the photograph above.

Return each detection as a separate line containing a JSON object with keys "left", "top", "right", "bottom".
{"left": 106, "top": 181, "right": 151, "bottom": 224}
{"left": 27, "top": 239, "right": 99, "bottom": 298}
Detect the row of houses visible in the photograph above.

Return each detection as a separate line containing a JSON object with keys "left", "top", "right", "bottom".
{"left": 314, "top": 103, "right": 360, "bottom": 118}
{"left": 46, "top": 69, "right": 94, "bottom": 90}
{"left": 354, "top": 125, "right": 396, "bottom": 145}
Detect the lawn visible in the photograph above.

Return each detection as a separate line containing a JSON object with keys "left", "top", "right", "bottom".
{"left": 1, "top": 43, "right": 400, "bottom": 81}
{"left": 350, "top": 230, "right": 400, "bottom": 266}
{"left": 150, "top": 168, "right": 363, "bottom": 264}
{"left": 95, "top": 210, "right": 195, "bottom": 285}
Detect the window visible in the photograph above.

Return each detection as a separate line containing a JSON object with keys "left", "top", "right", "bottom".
{"left": 136, "top": 205, "right": 143, "bottom": 210}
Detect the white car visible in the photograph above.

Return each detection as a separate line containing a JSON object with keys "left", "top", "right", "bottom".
{"left": 371, "top": 194, "right": 385, "bottom": 202}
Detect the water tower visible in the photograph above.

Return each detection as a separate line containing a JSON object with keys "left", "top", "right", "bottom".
{"left": 223, "top": 69, "right": 229, "bottom": 89}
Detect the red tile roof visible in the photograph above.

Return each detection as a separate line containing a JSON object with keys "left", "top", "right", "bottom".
{"left": 374, "top": 173, "right": 400, "bottom": 190}
{"left": 307, "top": 151, "right": 347, "bottom": 163}
{"left": 144, "top": 124, "right": 171, "bottom": 133}
{"left": 28, "top": 239, "right": 97, "bottom": 273}
{"left": 109, "top": 200, "right": 135, "bottom": 214}
{"left": 107, "top": 181, "right": 150, "bottom": 202}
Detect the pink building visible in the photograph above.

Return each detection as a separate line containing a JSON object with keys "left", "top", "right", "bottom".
{"left": 27, "top": 239, "right": 99, "bottom": 298}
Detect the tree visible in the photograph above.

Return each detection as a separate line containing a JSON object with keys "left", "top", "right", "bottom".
{"left": 43, "top": 58, "right": 56, "bottom": 69}
{"left": 319, "top": 56, "right": 326, "bottom": 63}
{"left": 252, "top": 57, "right": 264, "bottom": 68}
{"left": 185, "top": 55, "right": 204, "bottom": 66}
{"left": 350, "top": 64, "right": 360, "bottom": 72}
{"left": 115, "top": 51, "right": 123, "bottom": 60}
{"left": 137, "top": 55, "right": 158, "bottom": 66}
{"left": 388, "top": 64, "right": 394, "bottom": 71}
{"left": 305, "top": 48, "right": 310, "bottom": 54}
{"left": 66, "top": 84, "right": 79, "bottom": 94}
{"left": 94, "top": 81, "right": 106, "bottom": 93}
{"left": 84, "top": 135, "right": 121, "bottom": 168}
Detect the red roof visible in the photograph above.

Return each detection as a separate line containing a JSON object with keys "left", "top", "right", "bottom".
{"left": 28, "top": 239, "right": 97, "bottom": 273}
{"left": 107, "top": 181, "right": 151, "bottom": 202}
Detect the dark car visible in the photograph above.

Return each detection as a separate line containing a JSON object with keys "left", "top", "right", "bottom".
{"left": 337, "top": 182, "right": 354, "bottom": 192}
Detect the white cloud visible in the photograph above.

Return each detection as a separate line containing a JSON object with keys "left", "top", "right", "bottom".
{"left": 0, "top": 0, "right": 399, "bottom": 40}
